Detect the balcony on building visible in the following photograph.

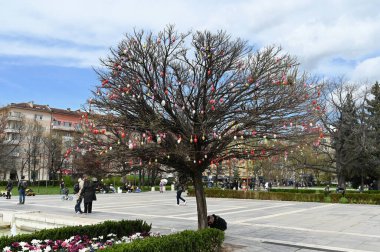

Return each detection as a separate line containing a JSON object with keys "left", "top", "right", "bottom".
{"left": 4, "top": 128, "right": 20, "bottom": 133}
{"left": 9, "top": 152, "right": 20, "bottom": 157}
{"left": 7, "top": 113, "right": 23, "bottom": 121}
{"left": 3, "top": 139, "right": 20, "bottom": 145}
{"left": 52, "top": 125, "right": 77, "bottom": 131}
{"left": 52, "top": 120, "right": 81, "bottom": 132}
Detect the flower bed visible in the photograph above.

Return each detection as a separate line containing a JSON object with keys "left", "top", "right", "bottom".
{"left": 3, "top": 229, "right": 224, "bottom": 252}
{"left": 0, "top": 220, "right": 151, "bottom": 251}
{"left": 3, "top": 232, "right": 158, "bottom": 252}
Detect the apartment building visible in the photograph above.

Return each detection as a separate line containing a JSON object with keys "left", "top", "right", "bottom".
{"left": 0, "top": 102, "right": 83, "bottom": 181}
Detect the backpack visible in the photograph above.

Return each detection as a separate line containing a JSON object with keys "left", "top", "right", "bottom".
{"left": 20, "top": 180, "right": 28, "bottom": 190}
{"left": 73, "top": 183, "right": 80, "bottom": 194}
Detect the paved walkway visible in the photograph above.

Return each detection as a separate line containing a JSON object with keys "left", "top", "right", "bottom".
{"left": 0, "top": 191, "right": 380, "bottom": 251}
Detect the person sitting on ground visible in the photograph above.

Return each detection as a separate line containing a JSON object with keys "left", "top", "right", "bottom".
{"left": 135, "top": 187, "right": 141, "bottom": 193}
{"left": 207, "top": 214, "right": 227, "bottom": 231}
{"left": 109, "top": 184, "right": 116, "bottom": 193}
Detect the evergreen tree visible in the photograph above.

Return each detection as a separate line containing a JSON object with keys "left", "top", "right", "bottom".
{"left": 365, "top": 81, "right": 380, "bottom": 188}
{"left": 332, "top": 92, "right": 359, "bottom": 187}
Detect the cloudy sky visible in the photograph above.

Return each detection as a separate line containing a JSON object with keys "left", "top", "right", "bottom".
{"left": 0, "top": 0, "right": 379, "bottom": 110}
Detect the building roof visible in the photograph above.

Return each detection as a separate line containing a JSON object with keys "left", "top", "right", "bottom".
{"left": 2, "top": 102, "right": 83, "bottom": 116}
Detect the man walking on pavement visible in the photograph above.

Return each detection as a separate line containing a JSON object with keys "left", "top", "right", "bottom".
{"left": 176, "top": 182, "right": 187, "bottom": 206}
{"left": 17, "top": 175, "right": 27, "bottom": 204}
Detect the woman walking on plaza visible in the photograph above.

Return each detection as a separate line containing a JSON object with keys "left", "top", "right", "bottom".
{"left": 81, "top": 175, "right": 97, "bottom": 214}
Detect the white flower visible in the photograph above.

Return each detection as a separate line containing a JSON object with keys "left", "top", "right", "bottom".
{"left": 121, "top": 236, "right": 129, "bottom": 241}
{"left": 19, "top": 241, "right": 28, "bottom": 247}
{"left": 3, "top": 246, "right": 11, "bottom": 252}
{"left": 79, "top": 248, "right": 89, "bottom": 252}
{"left": 44, "top": 246, "right": 52, "bottom": 252}
{"left": 107, "top": 233, "right": 116, "bottom": 237}
{"left": 98, "top": 235, "right": 103, "bottom": 239}
{"left": 31, "top": 239, "right": 42, "bottom": 245}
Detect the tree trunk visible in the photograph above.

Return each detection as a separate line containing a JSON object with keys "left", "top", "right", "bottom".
{"left": 337, "top": 173, "right": 346, "bottom": 188}
{"left": 192, "top": 170, "right": 208, "bottom": 230}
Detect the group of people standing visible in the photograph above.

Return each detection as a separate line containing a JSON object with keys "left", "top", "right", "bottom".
{"left": 74, "top": 175, "right": 97, "bottom": 214}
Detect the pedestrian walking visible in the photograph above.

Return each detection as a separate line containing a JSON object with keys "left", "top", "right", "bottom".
{"left": 60, "top": 179, "right": 65, "bottom": 194}
{"left": 159, "top": 181, "right": 164, "bottom": 193}
{"left": 176, "top": 183, "right": 187, "bottom": 206}
{"left": 74, "top": 177, "right": 84, "bottom": 214}
{"left": 81, "top": 175, "right": 97, "bottom": 214}
{"left": 6, "top": 179, "right": 13, "bottom": 199}
{"left": 17, "top": 175, "right": 27, "bottom": 204}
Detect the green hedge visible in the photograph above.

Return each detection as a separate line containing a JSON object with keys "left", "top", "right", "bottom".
{"left": 270, "top": 188, "right": 323, "bottom": 194}
{"left": 0, "top": 219, "right": 151, "bottom": 249}
{"left": 188, "top": 188, "right": 380, "bottom": 205}
{"left": 102, "top": 228, "right": 224, "bottom": 252}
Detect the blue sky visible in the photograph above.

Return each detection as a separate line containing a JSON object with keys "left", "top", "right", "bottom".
{"left": 1, "top": 0, "right": 380, "bottom": 110}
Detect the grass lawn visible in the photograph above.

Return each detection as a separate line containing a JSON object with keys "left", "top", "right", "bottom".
{"left": 3, "top": 186, "right": 62, "bottom": 196}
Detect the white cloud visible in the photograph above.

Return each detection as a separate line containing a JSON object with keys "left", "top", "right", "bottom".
{"left": 0, "top": 0, "right": 379, "bottom": 81}
{"left": 351, "top": 57, "right": 380, "bottom": 83}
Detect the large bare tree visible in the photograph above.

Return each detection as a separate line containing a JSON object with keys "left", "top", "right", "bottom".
{"left": 0, "top": 112, "right": 24, "bottom": 178}
{"left": 85, "top": 25, "right": 319, "bottom": 229}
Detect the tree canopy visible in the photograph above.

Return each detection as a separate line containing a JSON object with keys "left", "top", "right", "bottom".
{"left": 83, "top": 25, "right": 320, "bottom": 229}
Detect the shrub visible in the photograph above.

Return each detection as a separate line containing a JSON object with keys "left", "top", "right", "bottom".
{"left": 0, "top": 219, "right": 151, "bottom": 249}
{"left": 188, "top": 188, "right": 380, "bottom": 205}
{"left": 102, "top": 228, "right": 224, "bottom": 252}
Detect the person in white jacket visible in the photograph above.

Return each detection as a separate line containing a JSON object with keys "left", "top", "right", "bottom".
{"left": 74, "top": 177, "right": 84, "bottom": 214}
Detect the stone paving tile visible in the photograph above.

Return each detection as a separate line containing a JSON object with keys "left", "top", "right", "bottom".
{"left": 1, "top": 191, "right": 380, "bottom": 251}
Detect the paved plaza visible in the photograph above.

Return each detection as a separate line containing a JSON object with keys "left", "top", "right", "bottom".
{"left": 1, "top": 191, "right": 380, "bottom": 251}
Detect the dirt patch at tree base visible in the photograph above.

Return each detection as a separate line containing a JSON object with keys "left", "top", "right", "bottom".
{"left": 221, "top": 243, "right": 247, "bottom": 251}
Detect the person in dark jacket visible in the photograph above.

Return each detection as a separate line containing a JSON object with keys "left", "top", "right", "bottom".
{"left": 6, "top": 179, "right": 13, "bottom": 199}
{"left": 17, "top": 175, "right": 27, "bottom": 204}
{"left": 207, "top": 214, "right": 227, "bottom": 231}
{"left": 80, "top": 176, "right": 97, "bottom": 214}
{"left": 176, "top": 183, "right": 187, "bottom": 206}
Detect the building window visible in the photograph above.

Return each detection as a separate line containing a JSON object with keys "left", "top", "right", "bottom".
{"left": 9, "top": 111, "right": 21, "bottom": 117}
{"left": 53, "top": 120, "right": 61, "bottom": 126}
{"left": 8, "top": 133, "right": 20, "bottom": 141}
{"left": 63, "top": 122, "right": 72, "bottom": 127}
{"left": 34, "top": 114, "right": 43, "bottom": 120}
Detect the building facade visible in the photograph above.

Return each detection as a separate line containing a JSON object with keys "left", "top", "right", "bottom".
{"left": 0, "top": 102, "right": 83, "bottom": 181}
